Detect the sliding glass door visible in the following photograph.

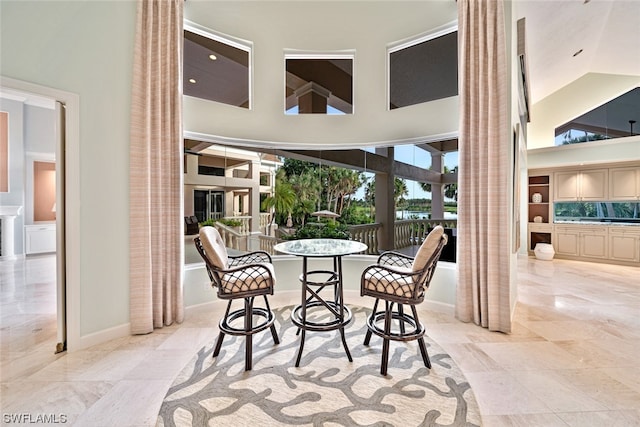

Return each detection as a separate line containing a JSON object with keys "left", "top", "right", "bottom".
{"left": 194, "top": 190, "right": 224, "bottom": 222}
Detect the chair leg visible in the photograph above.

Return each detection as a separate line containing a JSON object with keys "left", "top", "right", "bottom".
{"left": 212, "top": 332, "right": 226, "bottom": 358}
{"left": 264, "top": 296, "right": 280, "bottom": 345}
{"left": 244, "top": 297, "right": 254, "bottom": 371}
{"left": 213, "top": 300, "right": 233, "bottom": 358}
{"left": 381, "top": 301, "right": 393, "bottom": 376}
{"left": 364, "top": 299, "right": 379, "bottom": 346}
{"left": 411, "top": 305, "right": 431, "bottom": 369}
{"left": 398, "top": 304, "right": 406, "bottom": 335}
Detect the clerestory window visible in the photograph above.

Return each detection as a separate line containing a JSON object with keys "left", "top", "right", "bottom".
{"left": 555, "top": 87, "right": 640, "bottom": 145}
{"left": 388, "top": 26, "right": 458, "bottom": 110}
{"left": 183, "top": 23, "right": 252, "bottom": 109}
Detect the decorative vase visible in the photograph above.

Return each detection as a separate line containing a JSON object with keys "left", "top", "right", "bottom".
{"left": 531, "top": 192, "right": 543, "bottom": 203}
{"left": 534, "top": 243, "right": 555, "bottom": 261}
{"left": 533, "top": 216, "right": 543, "bottom": 223}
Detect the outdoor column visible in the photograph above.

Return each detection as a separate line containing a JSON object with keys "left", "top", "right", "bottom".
{"left": 249, "top": 160, "right": 261, "bottom": 233}
{"left": 294, "top": 82, "right": 330, "bottom": 114}
{"left": 375, "top": 147, "right": 395, "bottom": 251}
{"left": 430, "top": 153, "right": 444, "bottom": 219}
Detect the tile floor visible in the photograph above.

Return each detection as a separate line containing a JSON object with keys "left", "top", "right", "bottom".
{"left": 1, "top": 254, "right": 639, "bottom": 426}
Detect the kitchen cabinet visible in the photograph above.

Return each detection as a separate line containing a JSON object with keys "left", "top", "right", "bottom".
{"left": 609, "top": 227, "right": 640, "bottom": 262}
{"left": 554, "top": 225, "right": 607, "bottom": 259}
{"left": 554, "top": 169, "right": 608, "bottom": 201}
{"left": 609, "top": 167, "right": 640, "bottom": 200}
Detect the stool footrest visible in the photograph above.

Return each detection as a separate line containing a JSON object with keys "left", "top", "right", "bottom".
{"left": 366, "top": 309, "right": 425, "bottom": 342}
{"left": 219, "top": 306, "right": 276, "bottom": 336}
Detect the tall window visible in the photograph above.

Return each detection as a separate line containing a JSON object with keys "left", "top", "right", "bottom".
{"left": 184, "top": 23, "right": 252, "bottom": 109}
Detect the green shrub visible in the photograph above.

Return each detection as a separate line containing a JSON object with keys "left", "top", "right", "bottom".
{"left": 199, "top": 218, "right": 243, "bottom": 228}
{"left": 290, "top": 222, "right": 350, "bottom": 240}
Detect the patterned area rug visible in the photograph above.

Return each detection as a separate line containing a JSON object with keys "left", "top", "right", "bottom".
{"left": 157, "top": 305, "right": 481, "bottom": 426}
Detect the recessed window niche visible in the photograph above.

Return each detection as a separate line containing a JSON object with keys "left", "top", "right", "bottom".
{"left": 184, "top": 23, "right": 252, "bottom": 109}
{"left": 285, "top": 54, "right": 354, "bottom": 115}
{"left": 388, "top": 27, "right": 458, "bottom": 110}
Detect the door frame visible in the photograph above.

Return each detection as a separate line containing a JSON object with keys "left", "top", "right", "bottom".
{"left": 1, "top": 76, "right": 81, "bottom": 351}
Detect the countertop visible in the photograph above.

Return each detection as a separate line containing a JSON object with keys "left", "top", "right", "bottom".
{"left": 554, "top": 220, "right": 640, "bottom": 226}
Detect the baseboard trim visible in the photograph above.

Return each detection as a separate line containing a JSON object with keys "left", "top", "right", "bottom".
{"left": 77, "top": 322, "right": 130, "bottom": 350}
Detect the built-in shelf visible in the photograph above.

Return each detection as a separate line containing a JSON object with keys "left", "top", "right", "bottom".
{"left": 528, "top": 175, "right": 550, "bottom": 223}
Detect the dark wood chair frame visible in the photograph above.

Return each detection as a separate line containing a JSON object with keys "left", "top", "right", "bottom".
{"left": 194, "top": 237, "right": 279, "bottom": 371}
{"left": 360, "top": 234, "right": 447, "bottom": 375}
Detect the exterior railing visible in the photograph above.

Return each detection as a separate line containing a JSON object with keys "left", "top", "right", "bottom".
{"left": 347, "top": 223, "right": 381, "bottom": 255}
{"left": 214, "top": 222, "right": 247, "bottom": 251}
{"left": 258, "top": 234, "right": 279, "bottom": 254}
{"left": 224, "top": 216, "right": 251, "bottom": 235}
{"left": 393, "top": 219, "right": 457, "bottom": 249}
{"left": 259, "top": 213, "right": 272, "bottom": 235}
{"left": 254, "top": 219, "right": 457, "bottom": 256}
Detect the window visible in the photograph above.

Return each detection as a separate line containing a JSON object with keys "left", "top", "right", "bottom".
{"left": 555, "top": 87, "right": 640, "bottom": 145}
{"left": 285, "top": 53, "right": 354, "bottom": 114}
{"left": 184, "top": 23, "right": 252, "bottom": 109}
{"left": 388, "top": 27, "right": 458, "bottom": 110}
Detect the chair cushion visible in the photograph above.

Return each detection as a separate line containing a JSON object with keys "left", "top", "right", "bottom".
{"left": 221, "top": 262, "right": 276, "bottom": 293}
{"left": 199, "top": 226, "right": 229, "bottom": 270}
{"left": 362, "top": 266, "right": 416, "bottom": 298}
{"left": 412, "top": 225, "right": 444, "bottom": 271}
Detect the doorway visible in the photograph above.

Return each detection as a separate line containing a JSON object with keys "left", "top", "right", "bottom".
{"left": 0, "top": 78, "right": 75, "bottom": 354}
{"left": 194, "top": 189, "right": 224, "bottom": 222}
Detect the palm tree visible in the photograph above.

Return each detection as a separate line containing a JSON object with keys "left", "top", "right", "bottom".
{"left": 289, "top": 171, "right": 320, "bottom": 225}
{"left": 394, "top": 177, "right": 408, "bottom": 218}
{"left": 364, "top": 179, "right": 375, "bottom": 218}
{"left": 261, "top": 168, "right": 296, "bottom": 225}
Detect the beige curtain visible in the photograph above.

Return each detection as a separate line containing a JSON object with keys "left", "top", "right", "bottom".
{"left": 455, "top": 0, "right": 512, "bottom": 333}
{"left": 129, "top": 0, "right": 184, "bottom": 334}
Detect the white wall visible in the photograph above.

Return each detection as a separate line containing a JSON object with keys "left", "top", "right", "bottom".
{"left": 183, "top": 1, "right": 459, "bottom": 148}
{"left": 1, "top": 0, "right": 136, "bottom": 337}
{"left": 528, "top": 136, "right": 640, "bottom": 169}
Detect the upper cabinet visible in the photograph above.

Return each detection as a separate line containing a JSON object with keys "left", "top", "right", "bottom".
{"left": 609, "top": 167, "right": 640, "bottom": 200}
{"left": 554, "top": 169, "right": 608, "bottom": 201}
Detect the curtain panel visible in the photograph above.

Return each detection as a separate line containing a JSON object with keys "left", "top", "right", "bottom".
{"left": 455, "top": 0, "right": 512, "bottom": 333}
{"left": 129, "top": 0, "right": 184, "bottom": 334}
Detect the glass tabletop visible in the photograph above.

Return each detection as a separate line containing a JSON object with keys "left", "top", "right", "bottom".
{"left": 273, "top": 238, "right": 368, "bottom": 257}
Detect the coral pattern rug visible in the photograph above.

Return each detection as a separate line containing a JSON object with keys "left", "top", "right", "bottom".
{"left": 157, "top": 305, "right": 480, "bottom": 426}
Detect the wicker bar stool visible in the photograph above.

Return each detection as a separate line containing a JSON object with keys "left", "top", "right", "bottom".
{"left": 360, "top": 225, "right": 448, "bottom": 375}
{"left": 195, "top": 226, "right": 279, "bottom": 371}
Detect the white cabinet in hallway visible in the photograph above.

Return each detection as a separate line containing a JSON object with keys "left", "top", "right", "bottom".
{"left": 25, "top": 224, "right": 56, "bottom": 254}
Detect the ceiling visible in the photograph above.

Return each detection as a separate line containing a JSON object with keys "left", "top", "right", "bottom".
{"left": 515, "top": 0, "right": 640, "bottom": 104}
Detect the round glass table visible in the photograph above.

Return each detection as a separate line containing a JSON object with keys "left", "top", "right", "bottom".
{"left": 273, "top": 238, "right": 368, "bottom": 366}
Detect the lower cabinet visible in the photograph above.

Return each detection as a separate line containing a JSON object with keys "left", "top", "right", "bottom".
{"left": 554, "top": 226, "right": 608, "bottom": 260}
{"left": 555, "top": 228, "right": 580, "bottom": 257}
{"left": 609, "top": 228, "right": 640, "bottom": 263}
{"left": 25, "top": 224, "right": 56, "bottom": 254}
